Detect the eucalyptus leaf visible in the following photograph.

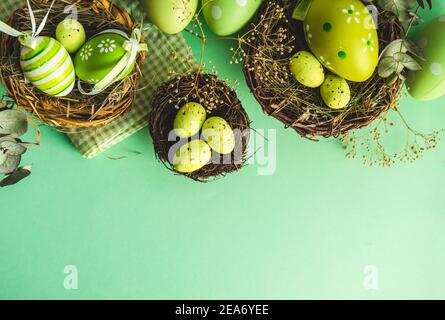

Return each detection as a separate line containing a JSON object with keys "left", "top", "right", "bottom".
{"left": 377, "top": 0, "right": 416, "bottom": 14}
{"left": 386, "top": 73, "right": 399, "bottom": 85}
{"left": 394, "top": 52, "right": 422, "bottom": 71}
{"left": 378, "top": 56, "right": 399, "bottom": 77}
{"left": 0, "top": 110, "right": 28, "bottom": 137}
{"left": 0, "top": 154, "right": 21, "bottom": 174}
{"left": 0, "top": 166, "right": 32, "bottom": 188}
{"left": 381, "top": 39, "right": 407, "bottom": 58}
{"left": 0, "top": 150, "right": 6, "bottom": 166}
{"left": 403, "top": 39, "right": 426, "bottom": 60}
{"left": 0, "top": 140, "right": 27, "bottom": 156}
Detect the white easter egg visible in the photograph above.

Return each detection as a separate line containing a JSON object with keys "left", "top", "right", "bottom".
{"left": 20, "top": 36, "right": 75, "bottom": 97}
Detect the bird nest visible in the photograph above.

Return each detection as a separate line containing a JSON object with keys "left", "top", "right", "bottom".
{"left": 0, "top": 0, "right": 146, "bottom": 128}
{"left": 243, "top": 0, "right": 404, "bottom": 138}
{"left": 149, "top": 72, "right": 251, "bottom": 182}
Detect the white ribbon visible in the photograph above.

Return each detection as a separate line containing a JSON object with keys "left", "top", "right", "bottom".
{"left": 0, "top": 0, "right": 56, "bottom": 49}
{"left": 78, "top": 28, "right": 148, "bottom": 96}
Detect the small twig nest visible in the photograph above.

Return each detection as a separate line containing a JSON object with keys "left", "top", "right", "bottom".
{"left": 0, "top": 0, "right": 146, "bottom": 128}
{"left": 243, "top": 0, "right": 404, "bottom": 138}
{"left": 149, "top": 72, "right": 251, "bottom": 182}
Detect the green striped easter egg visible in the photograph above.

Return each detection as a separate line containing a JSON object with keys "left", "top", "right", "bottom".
{"left": 20, "top": 36, "right": 75, "bottom": 97}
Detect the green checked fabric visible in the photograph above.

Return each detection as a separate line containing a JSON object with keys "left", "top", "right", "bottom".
{"left": 0, "top": 0, "right": 194, "bottom": 158}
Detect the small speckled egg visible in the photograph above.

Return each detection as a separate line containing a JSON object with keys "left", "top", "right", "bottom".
{"left": 143, "top": 0, "right": 198, "bottom": 34}
{"left": 304, "top": 0, "right": 379, "bottom": 82}
{"left": 290, "top": 51, "right": 325, "bottom": 88}
{"left": 173, "top": 102, "right": 207, "bottom": 138}
{"left": 202, "top": 117, "right": 236, "bottom": 154}
{"left": 56, "top": 19, "right": 86, "bottom": 53}
{"left": 203, "top": 0, "right": 263, "bottom": 36}
{"left": 172, "top": 140, "right": 212, "bottom": 173}
{"left": 320, "top": 75, "right": 351, "bottom": 109}
{"left": 407, "top": 15, "right": 445, "bottom": 101}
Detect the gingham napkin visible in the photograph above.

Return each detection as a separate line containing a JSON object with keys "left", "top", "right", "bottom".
{"left": 0, "top": 0, "right": 194, "bottom": 158}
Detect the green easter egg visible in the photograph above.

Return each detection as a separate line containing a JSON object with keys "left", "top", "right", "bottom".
{"left": 290, "top": 51, "right": 325, "bottom": 88}
{"left": 56, "top": 19, "right": 86, "bottom": 53}
{"left": 74, "top": 30, "right": 135, "bottom": 85}
{"left": 143, "top": 0, "right": 198, "bottom": 34}
{"left": 173, "top": 102, "right": 207, "bottom": 139}
{"left": 320, "top": 75, "right": 351, "bottom": 109}
{"left": 20, "top": 36, "right": 75, "bottom": 97}
{"left": 407, "top": 15, "right": 445, "bottom": 101}
{"left": 203, "top": 0, "right": 263, "bottom": 36}
{"left": 202, "top": 117, "right": 235, "bottom": 155}
{"left": 304, "top": 0, "right": 379, "bottom": 82}
{"left": 172, "top": 140, "right": 212, "bottom": 173}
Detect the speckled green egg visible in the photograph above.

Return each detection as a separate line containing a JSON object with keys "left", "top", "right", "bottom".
{"left": 290, "top": 51, "right": 325, "bottom": 88}
{"left": 173, "top": 102, "right": 207, "bottom": 138}
{"left": 202, "top": 117, "right": 236, "bottom": 154}
{"left": 56, "top": 19, "right": 86, "bottom": 53}
{"left": 407, "top": 15, "right": 445, "bottom": 101}
{"left": 172, "top": 140, "right": 212, "bottom": 173}
{"left": 74, "top": 30, "right": 135, "bottom": 85}
{"left": 320, "top": 75, "right": 351, "bottom": 109}
{"left": 304, "top": 0, "right": 379, "bottom": 82}
{"left": 203, "top": 0, "right": 263, "bottom": 36}
{"left": 143, "top": 0, "right": 198, "bottom": 34}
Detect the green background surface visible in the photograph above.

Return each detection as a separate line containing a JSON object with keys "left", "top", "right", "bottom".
{"left": 1, "top": 2, "right": 445, "bottom": 300}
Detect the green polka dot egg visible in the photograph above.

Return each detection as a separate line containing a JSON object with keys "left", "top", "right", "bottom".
{"left": 320, "top": 75, "right": 351, "bottom": 109}
{"left": 203, "top": 0, "right": 263, "bottom": 36}
{"left": 20, "top": 36, "right": 75, "bottom": 97}
{"left": 304, "top": 0, "right": 379, "bottom": 82}
{"left": 407, "top": 15, "right": 445, "bottom": 101}
{"left": 74, "top": 29, "right": 136, "bottom": 85}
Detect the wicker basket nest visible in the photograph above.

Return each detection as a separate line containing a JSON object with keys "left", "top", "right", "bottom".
{"left": 0, "top": 0, "right": 146, "bottom": 128}
{"left": 149, "top": 72, "right": 251, "bottom": 182}
{"left": 243, "top": 0, "right": 404, "bottom": 139}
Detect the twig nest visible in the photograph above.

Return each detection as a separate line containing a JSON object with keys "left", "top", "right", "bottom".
{"left": 243, "top": 0, "right": 404, "bottom": 138}
{"left": 149, "top": 72, "right": 251, "bottom": 182}
{"left": 0, "top": 0, "right": 146, "bottom": 128}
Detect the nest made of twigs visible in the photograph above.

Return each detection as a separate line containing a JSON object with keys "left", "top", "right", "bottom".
{"left": 243, "top": 0, "right": 404, "bottom": 139}
{"left": 0, "top": 0, "right": 146, "bottom": 128}
{"left": 149, "top": 72, "right": 251, "bottom": 182}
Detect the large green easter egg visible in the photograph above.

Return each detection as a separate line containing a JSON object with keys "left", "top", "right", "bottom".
{"left": 202, "top": 117, "right": 236, "bottom": 155}
{"left": 304, "top": 0, "right": 379, "bottom": 82}
{"left": 172, "top": 140, "right": 212, "bottom": 173}
{"left": 173, "top": 102, "right": 207, "bottom": 138}
{"left": 56, "top": 19, "right": 86, "bottom": 53}
{"left": 203, "top": 0, "right": 263, "bottom": 36}
{"left": 20, "top": 36, "right": 75, "bottom": 97}
{"left": 74, "top": 30, "right": 135, "bottom": 85}
{"left": 407, "top": 15, "right": 445, "bottom": 101}
{"left": 143, "top": 0, "right": 198, "bottom": 34}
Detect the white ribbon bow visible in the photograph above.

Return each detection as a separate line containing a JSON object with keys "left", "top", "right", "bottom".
{"left": 78, "top": 28, "right": 148, "bottom": 96}
{"left": 0, "top": 0, "right": 56, "bottom": 49}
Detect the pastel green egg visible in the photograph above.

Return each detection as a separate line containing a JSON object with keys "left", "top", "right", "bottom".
{"left": 407, "top": 15, "right": 445, "bottom": 101}
{"left": 74, "top": 30, "right": 135, "bottom": 85}
{"left": 320, "top": 75, "right": 351, "bottom": 109}
{"left": 143, "top": 0, "right": 198, "bottom": 34}
{"left": 172, "top": 140, "right": 212, "bottom": 173}
{"left": 203, "top": 0, "right": 263, "bottom": 36}
{"left": 20, "top": 36, "right": 75, "bottom": 97}
{"left": 173, "top": 102, "right": 207, "bottom": 138}
{"left": 202, "top": 117, "right": 236, "bottom": 155}
{"left": 55, "top": 19, "right": 86, "bottom": 53}
{"left": 304, "top": 0, "right": 379, "bottom": 82}
{"left": 290, "top": 51, "right": 325, "bottom": 88}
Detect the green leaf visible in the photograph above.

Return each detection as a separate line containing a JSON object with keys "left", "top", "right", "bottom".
{"left": 377, "top": 0, "right": 416, "bottom": 14}
{"left": 0, "top": 154, "right": 21, "bottom": 174}
{"left": 394, "top": 52, "right": 422, "bottom": 71}
{"left": 403, "top": 39, "right": 426, "bottom": 60}
{"left": 386, "top": 73, "right": 399, "bottom": 85}
{"left": 381, "top": 39, "right": 407, "bottom": 58}
{"left": 0, "top": 166, "right": 31, "bottom": 187}
{"left": 379, "top": 56, "right": 399, "bottom": 77}
{"left": 0, "top": 150, "right": 6, "bottom": 166}
{"left": 0, "top": 110, "right": 28, "bottom": 137}
{"left": 292, "top": 0, "right": 313, "bottom": 21}
{"left": 0, "top": 139, "right": 27, "bottom": 156}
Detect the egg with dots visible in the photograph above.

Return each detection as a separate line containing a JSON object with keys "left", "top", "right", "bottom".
{"left": 407, "top": 15, "right": 445, "bottom": 101}
{"left": 203, "top": 0, "right": 263, "bottom": 36}
{"left": 303, "top": 0, "right": 379, "bottom": 82}
{"left": 55, "top": 19, "right": 86, "bottom": 53}
{"left": 143, "top": 0, "right": 198, "bottom": 34}
{"left": 320, "top": 75, "right": 351, "bottom": 109}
